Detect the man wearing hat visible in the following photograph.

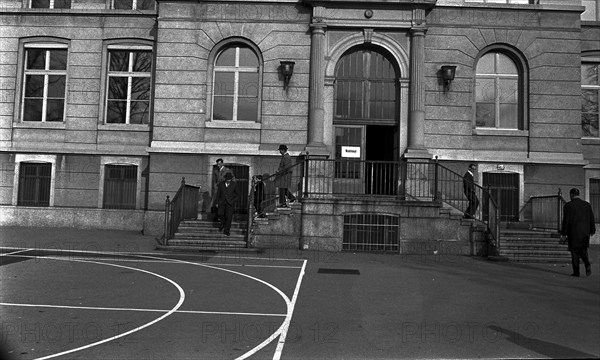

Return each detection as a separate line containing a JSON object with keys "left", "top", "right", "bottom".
{"left": 274, "top": 144, "right": 296, "bottom": 207}
{"left": 561, "top": 188, "right": 596, "bottom": 277}
{"left": 214, "top": 172, "right": 239, "bottom": 236}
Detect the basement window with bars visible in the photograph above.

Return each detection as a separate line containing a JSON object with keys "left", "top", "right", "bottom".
{"left": 103, "top": 165, "right": 137, "bottom": 209}
{"left": 343, "top": 214, "right": 399, "bottom": 252}
{"left": 29, "top": 0, "right": 71, "bottom": 8}
{"left": 18, "top": 162, "right": 52, "bottom": 207}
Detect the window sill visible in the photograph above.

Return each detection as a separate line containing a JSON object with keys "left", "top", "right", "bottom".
{"left": 4, "top": 8, "right": 156, "bottom": 15}
{"left": 205, "top": 121, "right": 261, "bottom": 130}
{"left": 582, "top": 137, "right": 600, "bottom": 145}
{"left": 473, "top": 128, "right": 529, "bottom": 137}
{"left": 13, "top": 122, "right": 66, "bottom": 129}
{"left": 98, "top": 124, "right": 150, "bottom": 131}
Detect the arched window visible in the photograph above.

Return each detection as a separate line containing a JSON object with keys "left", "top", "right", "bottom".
{"left": 211, "top": 44, "right": 260, "bottom": 122}
{"left": 334, "top": 46, "right": 399, "bottom": 123}
{"left": 475, "top": 51, "right": 526, "bottom": 130}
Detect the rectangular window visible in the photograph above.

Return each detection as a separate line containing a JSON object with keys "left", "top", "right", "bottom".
{"left": 103, "top": 165, "right": 137, "bottom": 209}
{"left": 18, "top": 163, "right": 52, "bottom": 207}
{"left": 22, "top": 46, "right": 67, "bottom": 122}
{"left": 106, "top": 49, "right": 152, "bottom": 124}
{"left": 30, "top": 0, "right": 71, "bottom": 8}
{"left": 111, "top": 0, "right": 155, "bottom": 10}
{"left": 591, "top": 179, "right": 600, "bottom": 223}
{"left": 582, "top": 62, "right": 599, "bottom": 138}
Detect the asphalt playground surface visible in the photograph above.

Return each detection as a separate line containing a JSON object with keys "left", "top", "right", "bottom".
{"left": 0, "top": 226, "right": 599, "bottom": 360}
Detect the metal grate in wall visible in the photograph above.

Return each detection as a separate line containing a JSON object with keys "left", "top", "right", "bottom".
{"left": 343, "top": 214, "right": 399, "bottom": 252}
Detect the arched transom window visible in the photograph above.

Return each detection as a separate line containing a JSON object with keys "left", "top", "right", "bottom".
{"left": 475, "top": 52, "right": 523, "bottom": 129}
{"left": 212, "top": 44, "right": 260, "bottom": 122}
{"left": 334, "top": 46, "right": 399, "bottom": 124}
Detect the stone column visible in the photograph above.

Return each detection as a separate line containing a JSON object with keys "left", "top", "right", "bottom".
{"left": 306, "top": 22, "right": 328, "bottom": 155}
{"left": 405, "top": 27, "right": 430, "bottom": 159}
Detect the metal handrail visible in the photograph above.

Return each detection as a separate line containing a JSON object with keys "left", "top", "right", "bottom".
{"left": 518, "top": 189, "right": 566, "bottom": 231}
{"left": 161, "top": 177, "right": 200, "bottom": 245}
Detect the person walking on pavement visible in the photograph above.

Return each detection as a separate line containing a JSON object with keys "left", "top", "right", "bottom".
{"left": 214, "top": 172, "right": 239, "bottom": 236}
{"left": 463, "top": 163, "right": 479, "bottom": 219}
{"left": 561, "top": 187, "right": 596, "bottom": 277}
{"left": 274, "top": 144, "right": 296, "bottom": 208}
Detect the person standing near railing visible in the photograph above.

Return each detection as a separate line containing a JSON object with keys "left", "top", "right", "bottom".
{"left": 560, "top": 188, "right": 596, "bottom": 277}
{"left": 274, "top": 144, "right": 296, "bottom": 208}
{"left": 253, "top": 174, "right": 266, "bottom": 218}
{"left": 463, "top": 163, "right": 479, "bottom": 219}
{"left": 215, "top": 172, "right": 238, "bottom": 236}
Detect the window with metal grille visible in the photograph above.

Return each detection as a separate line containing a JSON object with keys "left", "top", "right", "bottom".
{"left": 111, "top": 0, "right": 155, "bottom": 10}
{"left": 343, "top": 214, "right": 399, "bottom": 252}
{"left": 18, "top": 162, "right": 51, "bottom": 207}
{"left": 103, "top": 165, "right": 137, "bottom": 209}
{"left": 30, "top": 0, "right": 71, "bottom": 8}
{"left": 591, "top": 178, "right": 600, "bottom": 222}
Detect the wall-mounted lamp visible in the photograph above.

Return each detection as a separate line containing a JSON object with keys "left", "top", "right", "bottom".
{"left": 441, "top": 65, "right": 456, "bottom": 92}
{"left": 280, "top": 60, "right": 295, "bottom": 89}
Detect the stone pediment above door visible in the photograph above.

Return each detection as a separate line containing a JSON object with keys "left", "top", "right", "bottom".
{"left": 302, "top": 0, "right": 436, "bottom": 28}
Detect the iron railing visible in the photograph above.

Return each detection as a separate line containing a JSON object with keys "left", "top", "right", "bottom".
{"left": 161, "top": 177, "right": 200, "bottom": 245}
{"left": 246, "top": 157, "right": 499, "bottom": 252}
{"left": 518, "top": 189, "right": 566, "bottom": 232}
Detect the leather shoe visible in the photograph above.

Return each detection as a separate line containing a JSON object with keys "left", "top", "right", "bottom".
{"left": 586, "top": 268, "right": 592, "bottom": 277}
{"left": 224, "top": 231, "right": 230, "bottom": 236}
{"left": 571, "top": 273, "right": 580, "bottom": 277}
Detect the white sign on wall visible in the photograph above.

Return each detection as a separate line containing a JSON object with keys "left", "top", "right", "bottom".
{"left": 341, "top": 146, "right": 361, "bottom": 158}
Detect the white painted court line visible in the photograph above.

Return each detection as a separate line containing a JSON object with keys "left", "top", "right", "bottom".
{"left": 133, "top": 254, "right": 301, "bottom": 360}
{"left": 0, "top": 248, "right": 33, "bottom": 256}
{"left": 0, "top": 246, "right": 307, "bottom": 263}
{"left": 0, "top": 302, "right": 286, "bottom": 317}
{"left": 4, "top": 253, "right": 304, "bottom": 269}
{"left": 28, "top": 257, "right": 186, "bottom": 360}
{"left": 273, "top": 259, "right": 307, "bottom": 360}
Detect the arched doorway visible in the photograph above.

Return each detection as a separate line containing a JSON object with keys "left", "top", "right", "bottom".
{"left": 333, "top": 45, "right": 400, "bottom": 195}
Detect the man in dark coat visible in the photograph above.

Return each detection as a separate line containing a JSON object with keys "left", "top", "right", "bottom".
{"left": 463, "top": 163, "right": 479, "bottom": 219}
{"left": 561, "top": 188, "right": 596, "bottom": 277}
{"left": 274, "top": 144, "right": 296, "bottom": 207}
{"left": 214, "top": 172, "right": 238, "bottom": 236}
{"left": 253, "top": 174, "right": 266, "bottom": 217}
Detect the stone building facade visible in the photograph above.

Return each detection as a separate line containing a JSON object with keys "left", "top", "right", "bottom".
{"left": 0, "top": 0, "right": 598, "bottom": 249}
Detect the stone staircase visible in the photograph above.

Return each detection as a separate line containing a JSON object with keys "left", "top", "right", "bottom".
{"left": 158, "top": 215, "right": 258, "bottom": 253}
{"left": 498, "top": 225, "right": 571, "bottom": 263}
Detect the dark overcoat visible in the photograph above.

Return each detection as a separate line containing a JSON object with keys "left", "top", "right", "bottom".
{"left": 274, "top": 152, "right": 293, "bottom": 188}
{"left": 215, "top": 180, "right": 239, "bottom": 207}
{"left": 561, "top": 197, "right": 596, "bottom": 248}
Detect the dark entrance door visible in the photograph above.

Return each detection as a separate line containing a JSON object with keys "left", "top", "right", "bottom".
{"left": 483, "top": 172, "right": 519, "bottom": 222}
{"left": 365, "top": 125, "right": 397, "bottom": 195}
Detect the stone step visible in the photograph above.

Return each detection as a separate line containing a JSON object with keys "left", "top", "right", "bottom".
{"left": 505, "top": 257, "right": 572, "bottom": 263}
{"left": 157, "top": 244, "right": 260, "bottom": 253}
{"left": 168, "top": 239, "right": 247, "bottom": 248}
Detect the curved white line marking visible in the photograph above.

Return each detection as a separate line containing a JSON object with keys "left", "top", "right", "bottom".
{"left": 135, "top": 254, "right": 300, "bottom": 360}
{"left": 33, "top": 257, "right": 186, "bottom": 360}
